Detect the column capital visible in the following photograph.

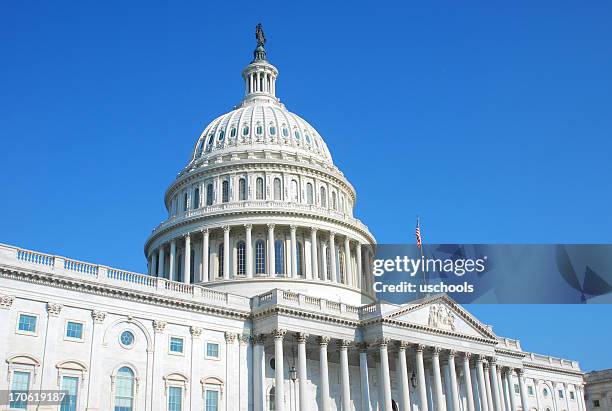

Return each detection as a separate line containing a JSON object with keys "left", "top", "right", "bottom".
{"left": 244, "top": 224, "right": 252, "bottom": 230}
{"left": 153, "top": 320, "right": 167, "bottom": 333}
{"left": 91, "top": 310, "right": 106, "bottom": 324}
{"left": 338, "top": 339, "right": 352, "bottom": 349}
{"left": 225, "top": 332, "right": 237, "bottom": 343}
{"left": 483, "top": 361, "right": 490, "bottom": 370}
{"left": 290, "top": 224, "right": 297, "bottom": 231}
{"left": 431, "top": 346, "right": 442, "bottom": 356}
{"left": 397, "top": 341, "right": 410, "bottom": 351}
{"left": 376, "top": 337, "right": 391, "bottom": 347}
{"left": 223, "top": 225, "right": 231, "bottom": 232}
{"left": 272, "top": 329, "right": 286, "bottom": 340}
{"left": 254, "top": 334, "right": 266, "bottom": 345}
{"left": 296, "top": 332, "right": 309, "bottom": 343}
{"left": 329, "top": 231, "right": 335, "bottom": 239}
{"left": 416, "top": 344, "right": 426, "bottom": 353}
{"left": 239, "top": 334, "right": 251, "bottom": 345}
{"left": 184, "top": 232, "right": 191, "bottom": 239}
{"left": 517, "top": 368, "right": 525, "bottom": 377}
{"left": 201, "top": 228, "right": 209, "bottom": 234}
{"left": 448, "top": 349, "right": 457, "bottom": 358}
{"left": 477, "top": 354, "right": 487, "bottom": 363}
{"left": 0, "top": 294, "right": 15, "bottom": 309}
{"left": 356, "top": 342, "right": 369, "bottom": 353}
{"left": 489, "top": 356, "right": 498, "bottom": 365}
{"left": 46, "top": 302, "right": 63, "bottom": 317}
{"left": 311, "top": 227, "right": 318, "bottom": 233}
{"left": 190, "top": 326, "right": 203, "bottom": 338}
{"left": 267, "top": 223, "right": 275, "bottom": 230}
{"left": 318, "top": 335, "right": 331, "bottom": 346}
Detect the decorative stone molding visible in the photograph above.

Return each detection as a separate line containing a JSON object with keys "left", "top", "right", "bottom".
{"left": 489, "top": 356, "right": 498, "bottom": 365}
{"left": 317, "top": 336, "right": 331, "bottom": 346}
{"left": 91, "top": 310, "right": 106, "bottom": 324}
{"left": 190, "top": 326, "right": 203, "bottom": 338}
{"left": 431, "top": 346, "right": 442, "bottom": 356}
{"left": 338, "top": 339, "right": 351, "bottom": 349}
{"left": 225, "top": 332, "right": 237, "bottom": 343}
{"left": 463, "top": 352, "right": 472, "bottom": 361}
{"left": 398, "top": 341, "right": 410, "bottom": 351}
{"left": 0, "top": 294, "right": 15, "bottom": 309}
{"left": 153, "top": 320, "right": 167, "bottom": 333}
{"left": 222, "top": 226, "right": 231, "bottom": 233}
{"left": 477, "top": 354, "right": 487, "bottom": 363}
{"left": 376, "top": 337, "right": 390, "bottom": 347}
{"left": 253, "top": 334, "right": 266, "bottom": 345}
{"left": 416, "top": 344, "right": 426, "bottom": 353}
{"left": 239, "top": 334, "right": 251, "bottom": 345}
{"left": 356, "top": 342, "right": 368, "bottom": 353}
{"left": 271, "top": 329, "right": 286, "bottom": 340}
{"left": 296, "top": 332, "right": 309, "bottom": 343}
{"left": 448, "top": 349, "right": 457, "bottom": 358}
{"left": 46, "top": 302, "right": 63, "bottom": 317}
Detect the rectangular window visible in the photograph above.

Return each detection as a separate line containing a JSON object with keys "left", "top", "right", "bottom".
{"left": 18, "top": 314, "right": 37, "bottom": 333}
{"left": 570, "top": 391, "right": 575, "bottom": 400}
{"left": 66, "top": 321, "right": 83, "bottom": 340}
{"left": 528, "top": 386, "right": 534, "bottom": 396}
{"left": 205, "top": 390, "right": 219, "bottom": 411}
{"left": 60, "top": 376, "right": 79, "bottom": 411}
{"left": 170, "top": 337, "right": 184, "bottom": 354}
{"left": 559, "top": 389, "right": 564, "bottom": 399}
{"left": 514, "top": 384, "right": 520, "bottom": 394}
{"left": 10, "top": 371, "right": 30, "bottom": 409}
{"left": 206, "top": 343, "right": 219, "bottom": 358}
{"left": 168, "top": 386, "right": 182, "bottom": 411}
{"left": 594, "top": 399, "right": 600, "bottom": 407}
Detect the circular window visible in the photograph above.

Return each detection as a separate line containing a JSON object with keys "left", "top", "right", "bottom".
{"left": 120, "top": 331, "right": 135, "bottom": 347}
{"left": 269, "top": 357, "right": 275, "bottom": 370}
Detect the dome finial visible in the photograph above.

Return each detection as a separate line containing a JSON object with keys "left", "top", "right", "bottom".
{"left": 253, "top": 23, "right": 267, "bottom": 62}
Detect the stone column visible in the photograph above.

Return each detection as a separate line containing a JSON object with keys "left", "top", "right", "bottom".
{"left": 158, "top": 245, "right": 165, "bottom": 278}
{"left": 489, "top": 358, "right": 502, "bottom": 411}
{"left": 431, "top": 347, "right": 447, "bottom": 411}
{"left": 501, "top": 369, "right": 511, "bottom": 411}
{"left": 562, "top": 383, "right": 571, "bottom": 411}
{"left": 245, "top": 224, "right": 253, "bottom": 278}
{"left": 150, "top": 251, "right": 157, "bottom": 276}
{"left": 223, "top": 226, "right": 230, "bottom": 279}
{"left": 397, "top": 342, "right": 411, "bottom": 411}
{"left": 416, "top": 344, "right": 429, "bottom": 411}
{"left": 169, "top": 238, "right": 176, "bottom": 281}
{"left": 310, "top": 228, "right": 318, "bottom": 280}
{"left": 339, "top": 340, "right": 351, "bottom": 411}
{"left": 505, "top": 370, "right": 517, "bottom": 411}
{"left": 379, "top": 339, "right": 393, "bottom": 411}
{"left": 321, "top": 241, "right": 328, "bottom": 281}
{"left": 344, "top": 237, "right": 352, "bottom": 286}
{"left": 462, "top": 353, "right": 476, "bottom": 411}
{"left": 447, "top": 350, "right": 460, "bottom": 411}
{"left": 201, "top": 229, "right": 209, "bottom": 282}
{"left": 189, "top": 326, "right": 202, "bottom": 409}
{"left": 297, "top": 333, "right": 309, "bottom": 411}
{"left": 318, "top": 336, "right": 331, "bottom": 410}
{"left": 499, "top": 369, "right": 509, "bottom": 411}
{"left": 184, "top": 233, "right": 191, "bottom": 284}
{"left": 86, "top": 310, "right": 106, "bottom": 410}
{"left": 273, "top": 330, "right": 286, "bottom": 411}
{"left": 267, "top": 224, "right": 275, "bottom": 276}
{"left": 253, "top": 335, "right": 266, "bottom": 411}
{"left": 476, "top": 356, "right": 489, "bottom": 411}
{"left": 290, "top": 225, "right": 298, "bottom": 278}
{"left": 578, "top": 385, "right": 587, "bottom": 411}
{"left": 517, "top": 370, "right": 528, "bottom": 411}
{"left": 329, "top": 232, "right": 337, "bottom": 282}
{"left": 356, "top": 241, "right": 363, "bottom": 288}
{"left": 483, "top": 361, "right": 494, "bottom": 411}
{"left": 358, "top": 343, "right": 371, "bottom": 411}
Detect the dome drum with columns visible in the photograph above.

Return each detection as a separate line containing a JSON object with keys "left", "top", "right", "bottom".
{"left": 144, "top": 26, "right": 376, "bottom": 305}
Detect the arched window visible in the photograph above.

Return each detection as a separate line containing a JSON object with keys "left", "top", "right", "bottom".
{"left": 296, "top": 241, "right": 304, "bottom": 276}
{"left": 291, "top": 180, "right": 298, "bottom": 202}
{"left": 268, "top": 386, "right": 276, "bottom": 411}
{"left": 222, "top": 180, "right": 229, "bottom": 203}
{"left": 332, "top": 192, "right": 337, "bottom": 210}
{"left": 325, "top": 245, "right": 331, "bottom": 281}
{"left": 243, "top": 126, "right": 249, "bottom": 136}
{"left": 193, "top": 188, "right": 200, "bottom": 209}
{"left": 218, "top": 244, "right": 224, "bottom": 278}
{"left": 206, "top": 184, "right": 213, "bottom": 206}
{"left": 339, "top": 249, "right": 346, "bottom": 283}
{"left": 114, "top": 367, "right": 134, "bottom": 411}
{"left": 306, "top": 183, "right": 314, "bottom": 205}
{"left": 320, "top": 187, "right": 327, "bottom": 207}
{"left": 239, "top": 178, "right": 246, "bottom": 201}
{"left": 256, "top": 177, "right": 264, "bottom": 200}
{"left": 237, "top": 241, "right": 246, "bottom": 276}
{"left": 294, "top": 130, "right": 301, "bottom": 140}
{"left": 256, "top": 124, "right": 263, "bottom": 135}
{"left": 183, "top": 193, "right": 188, "bottom": 211}
{"left": 273, "top": 178, "right": 282, "bottom": 201}
{"left": 218, "top": 130, "right": 225, "bottom": 141}
{"left": 269, "top": 126, "right": 276, "bottom": 136}
{"left": 255, "top": 240, "right": 266, "bottom": 274}
{"left": 275, "top": 240, "right": 284, "bottom": 275}
{"left": 282, "top": 127, "right": 289, "bottom": 137}
{"left": 230, "top": 127, "right": 237, "bottom": 138}
{"left": 340, "top": 194, "right": 345, "bottom": 212}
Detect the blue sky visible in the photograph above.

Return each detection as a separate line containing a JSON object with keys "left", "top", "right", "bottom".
{"left": 1, "top": 1, "right": 611, "bottom": 370}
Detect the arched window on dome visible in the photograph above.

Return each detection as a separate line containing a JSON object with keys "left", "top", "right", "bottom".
{"left": 332, "top": 191, "right": 337, "bottom": 210}
{"left": 218, "top": 130, "right": 225, "bottom": 141}
{"left": 269, "top": 125, "right": 276, "bottom": 136}
{"left": 305, "top": 134, "right": 311, "bottom": 144}
{"left": 193, "top": 188, "right": 200, "bottom": 209}
{"left": 114, "top": 367, "right": 135, "bottom": 411}
{"left": 294, "top": 130, "right": 301, "bottom": 140}
{"left": 338, "top": 249, "right": 345, "bottom": 284}
{"left": 273, "top": 178, "right": 282, "bottom": 201}
{"left": 237, "top": 241, "right": 246, "bottom": 276}
{"left": 306, "top": 183, "right": 314, "bottom": 205}
{"left": 183, "top": 192, "right": 188, "bottom": 212}
{"left": 239, "top": 178, "right": 246, "bottom": 201}
{"left": 230, "top": 127, "right": 237, "bottom": 138}
{"left": 340, "top": 194, "right": 345, "bottom": 213}
{"left": 222, "top": 180, "right": 229, "bottom": 203}
{"left": 325, "top": 244, "right": 331, "bottom": 281}
{"left": 291, "top": 180, "right": 299, "bottom": 203}
{"left": 256, "top": 177, "right": 264, "bottom": 200}
{"left": 256, "top": 124, "right": 263, "bottom": 135}
{"left": 255, "top": 240, "right": 266, "bottom": 275}
{"left": 197, "top": 141, "right": 205, "bottom": 156}
{"left": 320, "top": 187, "right": 327, "bottom": 208}
{"left": 282, "top": 127, "right": 289, "bottom": 138}
{"left": 206, "top": 184, "right": 213, "bottom": 206}
{"left": 217, "top": 243, "right": 224, "bottom": 279}
{"left": 296, "top": 241, "right": 304, "bottom": 277}
{"left": 207, "top": 135, "right": 214, "bottom": 146}
{"left": 242, "top": 125, "right": 249, "bottom": 136}
{"left": 275, "top": 240, "right": 284, "bottom": 275}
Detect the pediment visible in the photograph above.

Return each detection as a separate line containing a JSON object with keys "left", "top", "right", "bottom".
{"left": 383, "top": 295, "right": 497, "bottom": 340}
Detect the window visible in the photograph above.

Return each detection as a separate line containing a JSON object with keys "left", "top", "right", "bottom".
{"left": 256, "top": 177, "right": 264, "bottom": 200}
{"left": 60, "top": 376, "right": 79, "bottom": 411}
{"left": 218, "top": 130, "right": 225, "bottom": 141}
{"left": 275, "top": 240, "right": 284, "bottom": 275}
{"left": 325, "top": 245, "right": 331, "bottom": 280}
{"left": 559, "top": 390, "right": 564, "bottom": 399}
{"left": 206, "top": 343, "right": 220, "bottom": 359}
{"left": 120, "top": 331, "right": 134, "bottom": 347}
{"left": 168, "top": 386, "right": 182, "bottom": 411}
{"left": 237, "top": 241, "right": 246, "bottom": 275}
{"left": 273, "top": 178, "right": 282, "bottom": 200}
{"left": 528, "top": 386, "right": 534, "bottom": 396}
{"left": 230, "top": 127, "right": 237, "bottom": 138}
{"left": 256, "top": 125, "right": 263, "bottom": 135}
{"left": 239, "top": 178, "right": 246, "bottom": 201}
{"left": 222, "top": 180, "right": 229, "bottom": 203}
{"left": 207, "top": 134, "right": 214, "bottom": 146}
{"left": 206, "top": 184, "right": 213, "bottom": 206}
{"left": 282, "top": 127, "right": 289, "bottom": 137}
{"left": 183, "top": 193, "right": 188, "bottom": 211}
{"left": 193, "top": 188, "right": 200, "bottom": 209}
{"left": 291, "top": 180, "right": 298, "bottom": 202}
{"left": 242, "top": 126, "right": 249, "bottom": 136}
{"left": 270, "top": 126, "right": 276, "bottom": 136}
{"left": 305, "top": 133, "right": 311, "bottom": 144}
{"left": 339, "top": 249, "right": 345, "bottom": 283}
{"left": 170, "top": 337, "right": 184, "bottom": 354}
{"left": 255, "top": 240, "right": 266, "bottom": 274}
{"left": 306, "top": 183, "right": 313, "bottom": 205}
{"left": 514, "top": 384, "right": 520, "bottom": 394}
{"left": 332, "top": 191, "right": 337, "bottom": 210}
{"left": 66, "top": 321, "right": 83, "bottom": 340}
{"left": 205, "top": 390, "right": 219, "bottom": 411}
{"left": 218, "top": 244, "right": 224, "bottom": 278}
{"left": 320, "top": 187, "right": 327, "bottom": 207}
{"left": 268, "top": 386, "right": 276, "bottom": 411}
{"left": 17, "top": 314, "right": 37, "bottom": 333}
{"left": 543, "top": 388, "right": 549, "bottom": 397}
{"left": 114, "top": 367, "right": 134, "bottom": 411}
{"left": 593, "top": 400, "right": 600, "bottom": 407}
{"left": 294, "top": 130, "right": 301, "bottom": 140}
{"left": 296, "top": 242, "right": 303, "bottom": 276}
{"left": 570, "top": 391, "right": 575, "bottom": 400}
{"left": 9, "top": 371, "right": 30, "bottom": 409}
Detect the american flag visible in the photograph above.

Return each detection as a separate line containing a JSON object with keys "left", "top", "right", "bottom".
{"left": 416, "top": 218, "right": 422, "bottom": 249}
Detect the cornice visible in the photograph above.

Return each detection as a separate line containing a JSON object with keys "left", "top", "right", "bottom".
{"left": 523, "top": 362, "right": 584, "bottom": 377}
{"left": 253, "top": 306, "right": 360, "bottom": 328}
{"left": 494, "top": 348, "right": 527, "bottom": 359}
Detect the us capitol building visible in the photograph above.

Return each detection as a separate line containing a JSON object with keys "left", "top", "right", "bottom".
{"left": 0, "top": 25, "right": 587, "bottom": 411}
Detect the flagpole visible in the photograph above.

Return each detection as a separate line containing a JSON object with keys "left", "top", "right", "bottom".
{"left": 416, "top": 216, "right": 427, "bottom": 297}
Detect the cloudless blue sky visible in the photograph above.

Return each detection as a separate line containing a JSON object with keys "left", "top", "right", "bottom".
{"left": 1, "top": 1, "right": 611, "bottom": 370}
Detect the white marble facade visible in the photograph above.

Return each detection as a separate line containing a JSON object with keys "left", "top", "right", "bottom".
{"left": 0, "top": 27, "right": 586, "bottom": 411}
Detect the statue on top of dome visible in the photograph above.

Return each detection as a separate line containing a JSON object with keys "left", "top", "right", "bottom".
{"left": 255, "top": 23, "right": 266, "bottom": 47}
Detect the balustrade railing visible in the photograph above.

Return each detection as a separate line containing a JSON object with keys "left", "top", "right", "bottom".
{"left": 16, "top": 249, "right": 54, "bottom": 266}
{"left": 107, "top": 268, "right": 156, "bottom": 287}
{"left": 64, "top": 259, "right": 98, "bottom": 276}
